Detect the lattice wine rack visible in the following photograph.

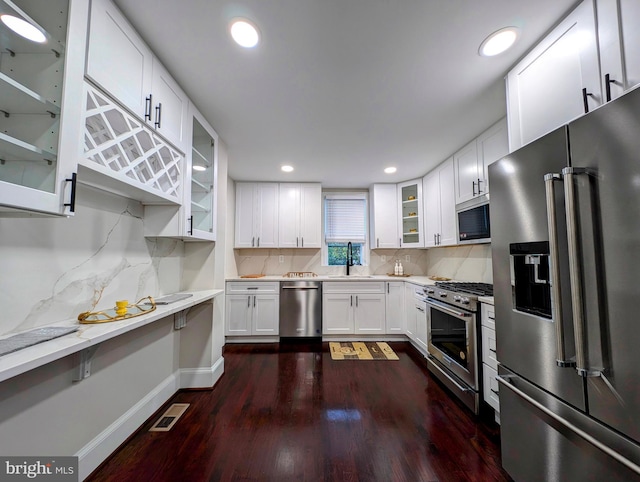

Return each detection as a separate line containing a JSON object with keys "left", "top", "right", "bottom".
{"left": 83, "top": 83, "right": 182, "bottom": 201}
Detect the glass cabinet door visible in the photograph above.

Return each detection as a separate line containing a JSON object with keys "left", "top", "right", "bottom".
{"left": 398, "top": 180, "right": 423, "bottom": 247}
{"left": 0, "top": 0, "right": 85, "bottom": 215}
{"left": 188, "top": 115, "right": 216, "bottom": 239}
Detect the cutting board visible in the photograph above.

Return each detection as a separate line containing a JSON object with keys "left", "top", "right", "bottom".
{"left": 240, "top": 274, "right": 266, "bottom": 278}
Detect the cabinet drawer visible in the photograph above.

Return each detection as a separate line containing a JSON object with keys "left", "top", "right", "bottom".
{"left": 481, "top": 302, "right": 495, "bottom": 330}
{"left": 483, "top": 364, "right": 500, "bottom": 412}
{"left": 226, "top": 281, "right": 280, "bottom": 294}
{"left": 482, "top": 325, "right": 498, "bottom": 370}
{"left": 323, "top": 281, "right": 385, "bottom": 294}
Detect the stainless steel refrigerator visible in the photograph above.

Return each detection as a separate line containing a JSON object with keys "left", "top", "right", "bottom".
{"left": 489, "top": 85, "right": 640, "bottom": 481}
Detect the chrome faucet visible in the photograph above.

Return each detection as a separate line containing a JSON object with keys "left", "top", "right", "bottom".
{"left": 346, "top": 242, "right": 354, "bottom": 275}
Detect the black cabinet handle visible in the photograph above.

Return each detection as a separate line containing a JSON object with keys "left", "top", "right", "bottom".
{"left": 64, "top": 172, "right": 77, "bottom": 213}
{"left": 477, "top": 178, "right": 483, "bottom": 194}
{"left": 145, "top": 94, "right": 152, "bottom": 121}
{"left": 154, "top": 102, "right": 162, "bottom": 128}
{"left": 582, "top": 88, "right": 594, "bottom": 114}
{"left": 605, "top": 73, "right": 616, "bottom": 102}
{"left": 472, "top": 180, "right": 477, "bottom": 196}
{"left": 188, "top": 215, "right": 193, "bottom": 235}
{"left": 491, "top": 388, "right": 499, "bottom": 395}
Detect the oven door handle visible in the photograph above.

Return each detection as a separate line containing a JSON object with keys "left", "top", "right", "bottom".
{"left": 425, "top": 298, "right": 472, "bottom": 319}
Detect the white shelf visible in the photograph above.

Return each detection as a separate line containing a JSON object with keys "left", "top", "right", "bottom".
{"left": 191, "top": 178, "right": 209, "bottom": 191}
{"left": 0, "top": 132, "right": 57, "bottom": 161}
{"left": 192, "top": 146, "right": 211, "bottom": 166}
{"left": 0, "top": 72, "right": 61, "bottom": 115}
{"left": 191, "top": 200, "right": 210, "bottom": 212}
{"left": 0, "top": 290, "right": 223, "bottom": 384}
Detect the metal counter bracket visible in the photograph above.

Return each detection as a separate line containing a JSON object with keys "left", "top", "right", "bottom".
{"left": 174, "top": 310, "right": 187, "bottom": 330}
{"left": 73, "top": 345, "right": 99, "bottom": 382}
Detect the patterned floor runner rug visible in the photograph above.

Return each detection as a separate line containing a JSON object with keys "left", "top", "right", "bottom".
{"left": 329, "top": 341, "right": 399, "bottom": 360}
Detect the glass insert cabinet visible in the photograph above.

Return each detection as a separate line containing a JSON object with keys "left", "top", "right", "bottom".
{"left": 0, "top": 0, "right": 86, "bottom": 215}
{"left": 398, "top": 179, "right": 424, "bottom": 247}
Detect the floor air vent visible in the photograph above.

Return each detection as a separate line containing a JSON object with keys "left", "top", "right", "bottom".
{"left": 149, "top": 403, "right": 190, "bottom": 432}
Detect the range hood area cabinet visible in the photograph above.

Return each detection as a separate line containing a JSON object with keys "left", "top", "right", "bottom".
{"left": 423, "top": 157, "right": 456, "bottom": 247}
{"left": 86, "top": 0, "right": 188, "bottom": 153}
{"left": 369, "top": 184, "right": 400, "bottom": 249}
{"left": 453, "top": 118, "right": 508, "bottom": 205}
{"left": 144, "top": 106, "right": 218, "bottom": 241}
{"left": 278, "top": 183, "right": 322, "bottom": 248}
{"left": 507, "top": 0, "right": 640, "bottom": 151}
{"left": 0, "top": 0, "right": 88, "bottom": 216}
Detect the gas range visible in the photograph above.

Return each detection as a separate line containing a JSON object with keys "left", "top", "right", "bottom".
{"left": 424, "top": 282, "right": 493, "bottom": 312}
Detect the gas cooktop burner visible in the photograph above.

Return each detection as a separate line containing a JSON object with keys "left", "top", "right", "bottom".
{"left": 434, "top": 282, "right": 494, "bottom": 297}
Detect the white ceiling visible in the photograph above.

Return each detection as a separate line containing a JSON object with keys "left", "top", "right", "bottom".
{"left": 113, "top": 0, "right": 579, "bottom": 188}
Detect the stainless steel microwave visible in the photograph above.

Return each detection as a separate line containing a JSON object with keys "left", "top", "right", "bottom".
{"left": 457, "top": 201, "right": 490, "bottom": 244}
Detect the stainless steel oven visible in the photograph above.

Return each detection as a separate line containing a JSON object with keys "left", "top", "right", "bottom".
{"left": 424, "top": 282, "right": 493, "bottom": 414}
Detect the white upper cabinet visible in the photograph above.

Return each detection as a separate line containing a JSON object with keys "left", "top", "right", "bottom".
{"left": 0, "top": 0, "right": 88, "bottom": 215}
{"left": 506, "top": 0, "right": 600, "bottom": 150}
{"left": 86, "top": 0, "right": 188, "bottom": 152}
{"left": 86, "top": 0, "right": 152, "bottom": 119}
{"left": 369, "top": 184, "right": 399, "bottom": 249}
{"left": 397, "top": 179, "right": 424, "bottom": 248}
{"left": 453, "top": 139, "right": 482, "bottom": 205}
{"left": 144, "top": 106, "right": 217, "bottom": 240}
{"left": 423, "top": 157, "right": 456, "bottom": 247}
{"left": 278, "top": 183, "right": 322, "bottom": 248}
{"left": 597, "top": 0, "right": 640, "bottom": 102}
{"left": 477, "top": 118, "right": 509, "bottom": 193}
{"left": 235, "top": 182, "right": 279, "bottom": 248}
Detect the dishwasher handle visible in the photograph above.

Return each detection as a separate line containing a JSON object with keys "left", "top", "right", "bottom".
{"left": 281, "top": 286, "right": 320, "bottom": 290}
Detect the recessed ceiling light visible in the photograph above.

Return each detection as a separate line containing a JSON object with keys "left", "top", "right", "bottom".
{"left": 281, "top": 165, "right": 294, "bottom": 172}
{"left": 1, "top": 15, "right": 46, "bottom": 43}
{"left": 479, "top": 27, "right": 518, "bottom": 57}
{"left": 384, "top": 167, "right": 397, "bottom": 174}
{"left": 193, "top": 165, "right": 206, "bottom": 172}
{"left": 230, "top": 18, "right": 260, "bottom": 48}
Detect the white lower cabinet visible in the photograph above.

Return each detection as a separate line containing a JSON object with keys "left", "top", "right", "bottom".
{"left": 404, "top": 283, "right": 419, "bottom": 341}
{"left": 414, "top": 299, "right": 428, "bottom": 353}
{"left": 225, "top": 282, "right": 279, "bottom": 336}
{"left": 322, "top": 282, "right": 385, "bottom": 335}
{"left": 385, "top": 281, "right": 405, "bottom": 334}
{"left": 481, "top": 302, "right": 500, "bottom": 415}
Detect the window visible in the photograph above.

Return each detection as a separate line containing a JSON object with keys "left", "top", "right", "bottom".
{"left": 323, "top": 193, "right": 368, "bottom": 266}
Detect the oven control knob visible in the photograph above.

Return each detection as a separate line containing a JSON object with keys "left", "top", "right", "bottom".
{"left": 461, "top": 297, "right": 470, "bottom": 305}
{"left": 453, "top": 296, "right": 461, "bottom": 302}
{"left": 438, "top": 291, "right": 447, "bottom": 298}
{"left": 426, "top": 289, "right": 435, "bottom": 295}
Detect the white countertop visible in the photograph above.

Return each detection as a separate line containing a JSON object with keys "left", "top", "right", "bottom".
{"left": 478, "top": 296, "right": 495, "bottom": 305}
{"left": 227, "top": 274, "right": 439, "bottom": 286}
{"left": 0, "top": 290, "right": 223, "bottom": 384}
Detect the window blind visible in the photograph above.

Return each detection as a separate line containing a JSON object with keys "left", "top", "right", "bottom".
{"left": 324, "top": 196, "right": 366, "bottom": 243}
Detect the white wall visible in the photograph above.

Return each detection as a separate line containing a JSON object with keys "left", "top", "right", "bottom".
{"left": 233, "top": 244, "right": 492, "bottom": 283}
{"left": 0, "top": 184, "right": 182, "bottom": 337}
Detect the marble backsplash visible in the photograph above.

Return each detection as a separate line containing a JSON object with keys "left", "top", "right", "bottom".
{"left": 234, "top": 243, "right": 492, "bottom": 282}
{"left": 0, "top": 184, "right": 183, "bottom": 336}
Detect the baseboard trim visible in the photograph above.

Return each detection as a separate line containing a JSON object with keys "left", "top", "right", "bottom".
{"left": 76, "top": 373, "right": 179, "bottom": 480}
{"left": 179, "top": 357, "right": 225, "bottom": 389}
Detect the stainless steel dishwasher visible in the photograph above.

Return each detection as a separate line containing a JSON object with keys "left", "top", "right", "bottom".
{"left": 279, "top": 281, "right": 322, "bottom": 338}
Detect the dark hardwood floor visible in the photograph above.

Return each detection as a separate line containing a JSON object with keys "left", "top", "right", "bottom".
{"left": 88, "top": 342, "right": 512, "bottom": 482}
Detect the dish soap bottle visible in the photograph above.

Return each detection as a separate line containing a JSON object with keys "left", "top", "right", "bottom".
{"left": 398, "top": 261, "right": 404, "bottom": 276}
{"left": 394, "top": 260, "right": 400, "bottom": 276}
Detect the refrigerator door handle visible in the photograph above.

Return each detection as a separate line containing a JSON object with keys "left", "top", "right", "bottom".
{"left": 544, "top": 173, "right": 575, "bottom": 368}
{"left": 497, "top": 375, "right": 640, "bottom": 476}
{"left": 562, "top": 167, "right": 602, "bottom": 377}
